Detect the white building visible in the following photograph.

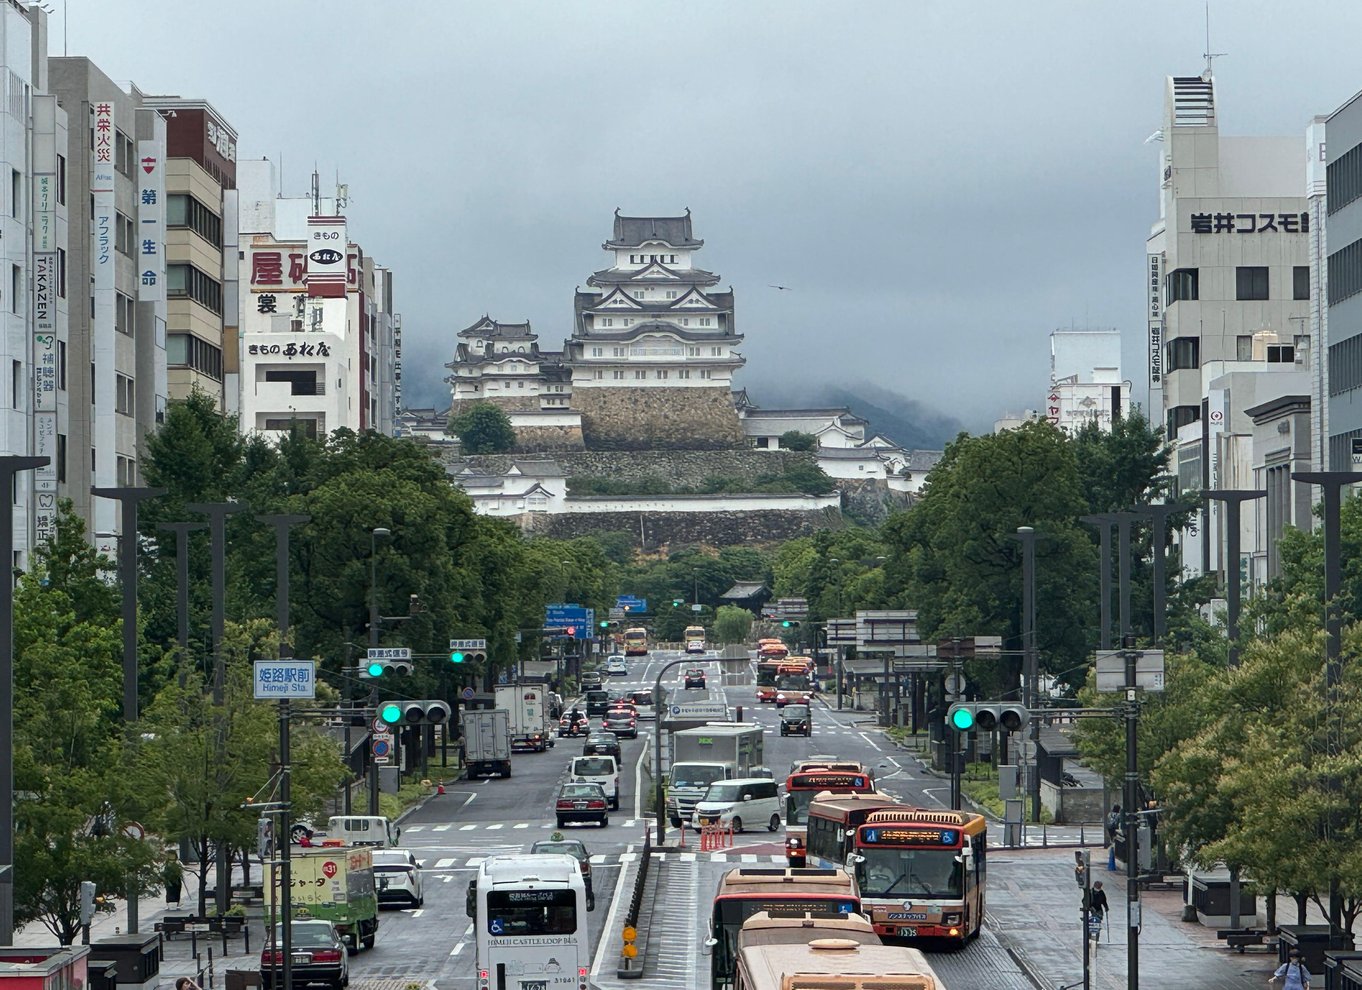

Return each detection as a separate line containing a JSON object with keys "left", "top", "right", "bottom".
{"left": 236, "top": 161, "right": 399, "bottom": 438}
{"left": 1146, "top": 70, "right": 1312, "bottom": 577}
{"left": 1046, "top": 329, "right": 1130, "bottom": 434}
{"left": 446, "top": 317, "right": 571, "bottom": 412}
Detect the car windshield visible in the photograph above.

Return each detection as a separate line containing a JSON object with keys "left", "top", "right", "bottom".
{"left": 574, "top": 758, "right": 613, "bottom": 775}
{"left": 586, "top": 691, "right": 608, "bottom": 701}
{"left": 672, "top": 765, "right": 726, "bottom": 789}
{"left": 534, "top": 842, "right": 586, "bottom": 862}
{"left": 784, "top": 706, "right": 810, "bottom": 718}
{"left": 630, "top": 692, "right": 653, "bottom": 704}
{"left": 274, "top": 924, "right": 334, "bottom": 947}
{"left": 372, "top": 863, "right": 413, "bottom": 873}
{"left": 703, "top": 782, "right": 744, "bottom": 802}
{"left": 561, "top": 784, "right": 602, "bottom": 799}
{"left": 606, "top": 710, "right": 632, "bottom": 719}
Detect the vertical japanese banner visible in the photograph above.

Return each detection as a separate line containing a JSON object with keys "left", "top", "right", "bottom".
{"left": 305, "top": 216, "right": 347, "bottom": 297}
{"left": 136, "top": 140, "right": 165, "bottom": 303}
{"left": 1147, "top": 253, "right": 1163, "bottom": 397}
{"left": 34, "top": 173, "right": 55, "bottom": 252}
{"left": 33, "top": 251, "right": 58, "bottom": 548}
{"left": 92, "top": 101, "right": 116, "bottom": 533}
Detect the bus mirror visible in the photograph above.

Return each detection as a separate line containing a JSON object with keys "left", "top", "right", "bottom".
{"left": 465, "top": 885, "right": 476, "bottom": 919}
{"left": 848, "top": 853, "right": 866, "bottom": 865}
{"left": 702, "top": 937, "right": 717, "bottom": 955}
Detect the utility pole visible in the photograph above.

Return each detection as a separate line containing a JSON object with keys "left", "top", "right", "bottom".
{"left": 1121, "top": 636, "right": 1141, "bottom": 990}
{"left": 187, "top": 501, "right": 248, "bottom": 916}
{"left": 1203, "top": 491, "right": 1265, "bottom": 666}
{"left": 0, "top": 455, "right": 48, "bottom": 945}
{"left": 91, "top": 485, "right": 165, "bottom": 935}
{"left": 1074, "top": 850, "right": 1093, "bottom": 990}
{"left": 1013, "top": 527, "right": 1041, "bottom": 822}
{"left": 1113, "top": 512, "right": 1137, "bottom": 641}
{"left": 1079, "top": 514, "right": 1116, "bottom": 650}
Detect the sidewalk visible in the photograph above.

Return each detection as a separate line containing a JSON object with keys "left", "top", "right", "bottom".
{"left": 989, "top": 848, "right": 1273, "bottom": 990}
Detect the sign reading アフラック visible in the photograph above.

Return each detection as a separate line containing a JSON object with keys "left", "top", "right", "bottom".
{"left": 1190, "top": 212, "right": 1309, "bottom": 234}
{"left": 253, "top": 660, "right": 317, "bottom": 700}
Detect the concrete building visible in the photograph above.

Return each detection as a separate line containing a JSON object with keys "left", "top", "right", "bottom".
{"left": 48, "top": 57, "right": 169, "bottom": 546}
{"left": 1046, "top": 329, "right": 1130, "bottom": 434}
{"left": 236, "top": 161, "right": 399, "bottom": 438}
{"left": 140, "top": 95, "right": 237, "bottom": 411}
{"left": 1146, "top": 70, "right": 1312, "bottom": 577}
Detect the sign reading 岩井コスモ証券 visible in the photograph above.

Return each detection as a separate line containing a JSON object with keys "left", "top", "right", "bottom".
{"left": 253, "top": 660, "right": 317, "bottom": 699}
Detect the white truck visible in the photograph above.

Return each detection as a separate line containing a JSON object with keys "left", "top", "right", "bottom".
{"left": 463, "top": 709, "right": 512, "bottom": 778}
{"left": 494, "top": 683, "right": 554, "bottom": 752}
{"left": 666, "top": 722, "right": 765, "bottom": 827}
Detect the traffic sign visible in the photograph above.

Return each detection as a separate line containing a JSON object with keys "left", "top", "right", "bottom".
{"left": 449, "top": 638, "right": 487, "bottom": 651}
{"left": 1095, "top": 650, "right": 1166, "bottom": 693}
{"left": 1353, "top": 437, "right": 1362, "bottom": 466}
{"left": 373, "top": 716, "right": 390, "bottom": 733}
{"left": 253, "top": 660, "right": 316, "bottom": 700}
{"left": 372, "top": 733, "right": 393, "bottom": 765}
{"left": 668, "top": 702, "right": 728, "bottom": 720}
{"left": 461, "top": 686, "right": 476, "bottom": 702}
{"left": 367, "top": 647, "right": 411, "bottom": 660}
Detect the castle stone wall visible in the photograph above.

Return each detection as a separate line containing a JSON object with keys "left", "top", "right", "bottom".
{"left": 573, "top": 386, "right": 746, "bottom": 450}
{"left": 525, "top": 505, "right": 840, "bottom": 547}
{"left": 441, "top": 448, "right": 817, "bottom": 488}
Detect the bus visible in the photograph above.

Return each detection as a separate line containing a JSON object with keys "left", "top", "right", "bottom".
{"left": 706, "top": 867, "right": 861, "bottom": 990}
{"left": 466, "top": 854, "right": 589, "bottom": 990}
{"left": 851, "top": 807, "right": 988, "bottom": 944}
{"left": 623, "top": 627, "right": 648, "bottom": 656}
{"left": 774, "top": 661, "right": 814, "bottom": 707}
{"left": 735, "top": 938, "right": 942, "bottom": 990}
{"left": 757, "top": 639, "right": 789, "bottom": 660}
{"left": 737, "top": 910, "right": 881, "bottom": 950}
{"left": 783, "top": 769, "right": 877, "bottom": 865}
{"left": 804, "top": 794, "right": 909, "bottom": 870}
{"left": 685, "top": 625, "right": 707, "bottom": 649}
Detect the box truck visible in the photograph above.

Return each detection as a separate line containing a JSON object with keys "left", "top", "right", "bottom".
{"left": 463, "top": 709, "right": 512, "bottom": 778}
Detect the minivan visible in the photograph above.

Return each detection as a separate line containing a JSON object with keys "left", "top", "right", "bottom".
{"left": 691, "top": 778, "right": 781, "bottom": 833}
{"left": 585, "top": 689, "right": 611, "bottom": 717}
{"left": 326, "top": 815, "right": 398, "bottom": 848}
{"left": 569, "top": 754, "right": 620, "bottom": 809}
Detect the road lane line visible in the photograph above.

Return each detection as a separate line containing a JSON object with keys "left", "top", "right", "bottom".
{"left": 434, "top": 824, "right": 451, "bottom": 831}
{"left": 513, "top": 823, "right": 528, "bottom": 829}
{"left": 435, "top": 858, "right": 457, "bottom": 868}
{"left": 634, "top": 731, "right": 649, "bottom": 821}
{"left": 486, "top": 823, "right": 503, "bottom": 830}
{"left": 858, "top": 731, "right": 883, "bottom": 751}
{"left": 450, "top": 941, "right": 464, "bottom": 956}
{"left": 589, "top": 835, "right": 636, "bottom": 979}
{"left": 459, "top": 824, "right": 477, "bottom": 831}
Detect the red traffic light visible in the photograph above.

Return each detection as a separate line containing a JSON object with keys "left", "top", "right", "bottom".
{"left": 565, "top": 625, "right": 576, "bottom": 636}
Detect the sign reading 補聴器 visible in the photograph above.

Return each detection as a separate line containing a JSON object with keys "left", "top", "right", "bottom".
{"left": 254, "top": 660, "right": 317, "bottom": 700}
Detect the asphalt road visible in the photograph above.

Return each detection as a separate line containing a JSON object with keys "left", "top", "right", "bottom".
{"left": 343, "top": 649, "right": 1035, "bottom": 990}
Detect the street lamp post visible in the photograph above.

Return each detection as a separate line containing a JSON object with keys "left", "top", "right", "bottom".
{"left": 1203, "top": 491, "right": 1265, "bottom": 665}
{"left": 367, "top": 528, "right": 391, "bottom": 815}
{"left": 1079, "top": 514, "right": 1117, "bottom": 650}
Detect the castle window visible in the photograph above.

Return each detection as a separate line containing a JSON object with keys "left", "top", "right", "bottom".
{"left": 682, "top": 319, "right": 690, "bottom": 326}
{"left": 711, "top": 347, "right": 722, "bottom": 356}
{"left": 518, "top": 381, "right": 525, "bottom": 388}
{"left": 594, "top": 370, "right": 604, "bottom": 380}
{"left": 591, "top": 347, "right": 603, "bottom": 356}
{"left": 624, "top": 319, "right": 633, "bottom": 326}
{"left": 613, "top": 347, "right": 626, "bottom": 357}
{"left": 629, "top": 255, "right": 636, "bottom": 263}
{"left": 669, "top": 255, "right": 676, "bottom": 263}
{"left": 700, "top": 317, "right": 712, "bottom": 326}
{"left": 657, "top": 369, "right": 668, "bottom": 380}
{"left": 687, "top": 347, "right": 699, "bottom": 357}
{"left": 601, "top": 318, "right": 613, "bottom": 327}
{"left": 666, "top": 290, "right": 678, "bottom": 299}
{"left": 635, "top": 370, "right": 646, "bottom": 379}
{"left": 613, "top": 370, "right": 624, "bottom": 380}
{"left": 700, "top": 370, "right": 712, "bottom": 379}
{"left": 678, "top": 369, "right": 691, "bottom": 379}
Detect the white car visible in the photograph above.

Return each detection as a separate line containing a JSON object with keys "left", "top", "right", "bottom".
{"left": 686, "top": 641, "right": 706, "bottom": 654}
{"left": 570, "top": 754, "right": 621, "bottom": 810}
{"left": 690, "top": 778, "right": 782, "bottom": 834}
{"left": 605, "top": 656, "right": 628, "bottom": 676}
{"left": 371, "top": 847, "right": 423, "bottom": 907}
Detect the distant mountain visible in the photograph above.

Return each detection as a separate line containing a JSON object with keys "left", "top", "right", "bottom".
{"left": 743, "top": 379, "right": 965, "bottom": 450}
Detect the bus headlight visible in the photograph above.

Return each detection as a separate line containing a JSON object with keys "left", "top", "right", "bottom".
{"left": 947, "top": 927, "right": 960, "bottom": 938}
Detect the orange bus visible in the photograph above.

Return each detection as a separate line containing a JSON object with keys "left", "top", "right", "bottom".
{"left": 850, "top": 807, "right": 988, "bottom": 945}
{"left": 757, "top": 639, "right": 789, "bottom": 660}
{"left": 803, "top": 793, "right": 907, "bottom": 870}
{"left": 783, "top": 769, "right": 877, "bottom": 865}
{"left": 623, "top": 627, "right": 648, "bottom": 656}
{"left": 735, "top": 938, "right": 941, "bottom": 990}
{"left": 774, "top": 660, "right": 814, "bottom": 707}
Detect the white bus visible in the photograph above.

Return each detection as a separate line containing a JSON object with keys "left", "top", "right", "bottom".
{"left": 466, "top": 854, "right": 589, "bottom": 990}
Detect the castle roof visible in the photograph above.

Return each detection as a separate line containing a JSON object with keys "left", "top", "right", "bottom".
{"left": 459, "top": 316, "right": 536, "bottom": 339}
{"left": 575, "top": 319, "right": 743, "bottom": 344}
{"left": 587, "top": 263, "right": 720, "bottom": 287}
{"left": 604, "top": 209, "right": 702, "bottom": 249}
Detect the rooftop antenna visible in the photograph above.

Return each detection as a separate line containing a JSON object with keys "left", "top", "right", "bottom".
{"left": 311, "top": 168, "right": 320, "bottom": 215}
{"left": 1202, "top": 2, "right": 1227, "bottom": 79}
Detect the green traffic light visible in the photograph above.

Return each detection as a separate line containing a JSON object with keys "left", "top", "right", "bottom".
{"left": 781, "top": 620, "right": 791, "bottom": 628}
{"left": 367, "top": 662, "right": 384, "bottom": 677}
{"left": 599, "top": 620, "right": 609, "bottom": 628}
{"left": 450, "top": 651, "right": 465, "bottom": 663}
{"left": 380, "top": 703, "right": 402, "bottom": 724}
{"left": 950, "top": 707, "right": 976, "bottom": 731}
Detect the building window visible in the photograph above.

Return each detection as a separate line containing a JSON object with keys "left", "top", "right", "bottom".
{"left": 590, "top": 347, "right": 602, "bottom": 357}
{"left": 1233, "top": 335, "right": 1251, "bottom": 361}
{"left": 656, "top": 369, "right": 668, "bottom": 380}
{"left": 115, "top": 373, "right": 134, "bottom": 416}
{"left": 1267, "top": 344, "right": 1296, "bottom": 363}
{"left": 115, "top": 212, "right": 135, "bottom": 257}
{"left": 687, "top": 346, "right": 699, "bottom": 357}
{"left": 699, "top": 369, "right": 712, "bottom": 379}
{"left": 634, "top": 370, "right": 646, "bottom": 379}
{"left": 10, "top": 360, "right": 18, "bottom": 409}
{"left": 10, "top": 168, "right": 18, "bottom": 218}
{"left": 166, "top": 264, "right": 223, "bottom": 315}
{"left": 711, "top": 346, "right": 722, "bottom": 356}
{"left": 9, "top": 265, "right": 18, "bottom": 315}
{"left": 57, "top": 340, "right": 66, "bottom": 390}
{"left": 115, "top": 455, "right": 136, "bottom": 486}
{"left": 1166, "top": 268, "right": 1199, "bottom": 303}
{"left": 1294, "top": 266, "right": 1311, "bottom": 300}
{"left": 56, "top": 154, "right": 66, "bottom": 205}
{"left": 56, "top": 248, "right": 66, "bottom": 298}
{"left": 166, "top": 333, "right": 224, "bottom": 381}
{"left": 264, "top": 418, "right": 319, "bottom": 439}
{"left": 593, "top": 370, "right": 603, "bottom": 380}
{"left": 264, "top": 368, "right": 320, "bottom": 395}
{"left": 612, "top": 347, "right": 625, "bottom": 357}
{"left": 1167, "top": 405, "right": 1200, "bottom": 436}
{"left": 167, "top": 194, "right": 223, "bottom": 247}
{"left": 1236, "top": 266, "right": 1269, "bottom": 301}
{"left": 55, "top": 433, "right": 66, "bottom": 483}
{"left": 678, "top": 369, "right": 690, "bottom": 379}
{"left": 666, "top": 290, "right": 678, "bottom": 299}
{"left": 612, "top": 370, "right": 624, "bottom": 380}
{"left": 1329, "top": 142, "right": 1362, "bottom": 215}
{"left": 682, "top": 318, "right": 690, "bottom": 326}
{"left": 600, "top": 317, "right": 613, "bottom": 327}
{"left": 700, "top": 317, "right": 712, "bottom": 326}
{"left": 115, "top": 291, "right": 135, "bottom": 336}
{"left": 1329, "top": 238, "right": 1362, "bottom": 305}
{"left": 115, "top": 130, "right": 133, "bottom": 178}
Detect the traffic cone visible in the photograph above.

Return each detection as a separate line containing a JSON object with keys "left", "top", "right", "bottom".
{"left": 437, "top": 784, "right": 446, "bottom": 795}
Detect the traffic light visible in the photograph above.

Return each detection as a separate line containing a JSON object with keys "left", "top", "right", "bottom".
{"left": 360, "top": 659, "right": 413, "bottom": 678}
{"left": 380, "top": 700, "right": 451, "bottom": 726}
{"left": 450, "top": 650, "right": 464, "bottom": 663}
{"left": 257, "top": 817, "right": 275, "bottom": 860}
{"left": 599, "top": 620, "right": 609, "bottom": 629}
{"left": 451, "top": 649, "right": 487, "bottom": 664}
{"left": 1073, "top": 849, "right": 1090, "bottom": 887}
{"left": 79, "top": 881, "right": 97, "bottom": 926}
{"left": 947, "top": 702, "right": 1029, "bottom": 733}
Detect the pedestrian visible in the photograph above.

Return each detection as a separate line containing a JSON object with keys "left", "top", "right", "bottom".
{"left": 1270, "top": 949, "right": 1311, "bottom": 990}
{"left": 299, "top": 829, "right": 314, "bottom": 848}
{"left": 1105, "top": 804, "right": 1122, "bottom": 871}
{"left": 162, "top": 854, "right": 184, "bottom": 906}
{"left": 175, "top": 978, "right": 201, "bottom": 990}
{"left": 1088, "top": 881, "right": 1109, "bottom": 919}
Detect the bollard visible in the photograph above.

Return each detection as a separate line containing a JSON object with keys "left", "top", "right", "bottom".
{"left": 244, "top": 923, "right": 251, "bottom": 954}
{"left": 191, "top": 928, "right": 198, "bottom": 957}
{"left": 207, "top": 947, "right": 214, "bottom": 990}
{"left": 221, "top": 924, "right": 228, "bottom": 956}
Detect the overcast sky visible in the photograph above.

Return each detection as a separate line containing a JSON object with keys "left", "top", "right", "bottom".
{"left": 63, "top": 1, "right": 1362, "bottom": 433}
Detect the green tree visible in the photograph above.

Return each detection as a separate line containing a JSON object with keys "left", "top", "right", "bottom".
{"left": 451, "top": 402, "right": 516, "bottom": 454}
{"left": 779, "top": 431, "right": 818, "bottom": 452}
{"left": 714, "top": 605, "right": 754, "bottom": 645}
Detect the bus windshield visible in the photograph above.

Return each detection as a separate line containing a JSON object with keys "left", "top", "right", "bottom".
{"left": 756, "top": 667, "right": 779, "bottom": 688}
{"left": 786, "top": 791, "right": 816, "bottom": 826}
{"left": 711, "top": 895, "right": 858, "bottom": 990}
{"left": 776, "top": 674, "right": 807, "bottom": 690}
{"left": 485, "top": 889, "right": 577, "bottom": 936}
{"left": 854, "top": 848, "right": 961, "bottom": 899}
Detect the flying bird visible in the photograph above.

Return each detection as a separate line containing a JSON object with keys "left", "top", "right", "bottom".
{"left": 768, "top": 284, "right": 793, "bottom": 291}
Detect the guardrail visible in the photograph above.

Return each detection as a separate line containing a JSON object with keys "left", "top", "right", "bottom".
{"left": 616, "top": 824, "right": 653, "bottom": 978}
{"left": 625, "top": 825, "right": 652, "bottom": 930}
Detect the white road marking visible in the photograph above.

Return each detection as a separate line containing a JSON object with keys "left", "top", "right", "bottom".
{"left": 434, "top": 858, "right": 457, "bottom": 868}
{"left": 680, "top": 852, "right": 697, "bottom": 862}
{"left": 513, "top": 823, "right": 528, "bottom": 829}
{"left": 433, "top": 824, "right": 451, "bottom": 831}
{"left": 450, "top": 941, "right": 464, "bottom": 956}
{"left": 459, "top": 824, "right": 477, "bottom": 831}
{"left": 410, "top": 909, "right": 425, "bottom": 917}
{"left": 466, "top": 857, "right": 485, "bottom": 866}
{"left": 589, "top": 833, "right": 636, "bottom": 979}
{"left": 590, "top": 855, "right": 607, "bottom": 865}
{"left": 741, "top": 854, "right": 757, "bottom": 863}
{"left": 859, "top": 731, "right": 883, "bottom": 751}
{"left": 486, "top": 823, "right": 503, "bottom": 830}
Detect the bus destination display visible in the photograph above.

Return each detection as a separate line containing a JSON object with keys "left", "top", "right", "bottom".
{"left": 791, "top": 773, "right": 867, "bottom": 790}
{"left": 860, "top": 826, "right": 959, "bottom": 846}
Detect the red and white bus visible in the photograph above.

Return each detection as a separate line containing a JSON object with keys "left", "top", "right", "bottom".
{"left": 783, "top": 769, "right": 877, "bottom": 866}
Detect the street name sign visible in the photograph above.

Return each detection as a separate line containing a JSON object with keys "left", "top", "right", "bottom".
{"left": 253, "top": 660, "right": 316, "bottom": 700}
{"left": 367, "top": 647, "right": 411, "bottom": 660}
{"left": 668, "top": 702, "right": 728, "bottom": 719}
{"left": 449, "top": 638, "right": 487, "bottom": 651}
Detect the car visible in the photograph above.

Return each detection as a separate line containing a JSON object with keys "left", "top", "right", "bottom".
{"left": 569, "top": 754, "right": 621, "bottom": 810}
{"left": 780, "top": 704, "right": 812, "bottom": 737}
{"left": 601, "top": 707, "right": 638, "bottom": 739}
{"left": 555, "top": 781, "right": 609, "bottom": 828}
{"left": 605, "top": 657, "right": 628, "bottom": 676}
{"left": 582, "top": 732, "right": 622, "bottom": 760}
{"left": 691, "top": 777, "right": 782, "bottom": 834}
{"left": 558, "top": 711, "right": 590, "bottom": 737}
{"left": 371, "top": 848, "right": 424, "bottom": 908}
{"left": 627, "top": 689, "right": 657, "bottom": 719}
{"left": 686, "top": 640, "right": 706, "bottom": 654}
{"left": 531, "top": 831, "right": 595, "bottom": 909}
{"left": 684, "top": 668, "right": 706, "bottom": 689}
{"left": 606, "top": 654, "right": 626, "bottom": 666}
{"left": 581, "top": 670, "right": 604, "bottom": 691}
{"left": 261, "top": 919, "right": 349, "bottom": 990}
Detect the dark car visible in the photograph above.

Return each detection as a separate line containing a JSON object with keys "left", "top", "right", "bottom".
{"left": 684, "top": 668, "right": 706, "bottom": 689}
{"left": 585, "top": 689, "right": 611, "bottom": 717}
{"left": 261, "top": 920, "right": 348, "bottom": 990}
{"left": 531, "top": 832, "right": 595, "bottom": 909}
{"left": 558, "top": 710, "right": 590, "bottom": 737}
{"left": 555, "top": 781, "right": 609, "bottom": 828}
{"left": 582, "top": 732, "right": 622, "bottom": 760}
{"left": 601, "top": 707, "right": 638, "bottom": 739}
{"left": 780, "top": 703, "right": 812, "bottom": 737}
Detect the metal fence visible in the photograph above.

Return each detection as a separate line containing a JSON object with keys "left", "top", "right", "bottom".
{"left": 625, "top": 826, "right": 653, "bottom": 928}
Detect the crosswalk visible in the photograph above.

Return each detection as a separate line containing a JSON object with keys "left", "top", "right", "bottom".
{"left": 403, "top": 819, "right": 643, "bottom": 834}
{"left": 414, "top": 850, "right": 795, "bottom": 871}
